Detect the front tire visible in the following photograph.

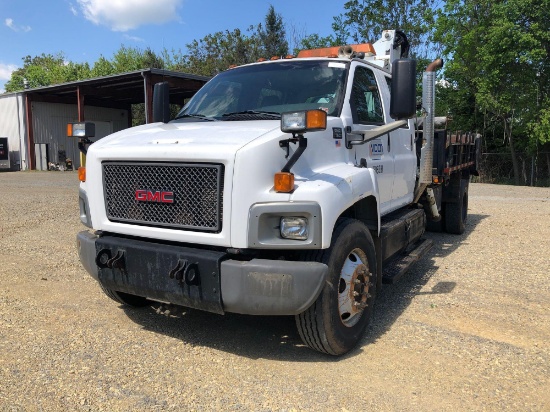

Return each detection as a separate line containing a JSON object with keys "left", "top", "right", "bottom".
{"left": 295, "top": 218, "right": 377, "bottom": 356}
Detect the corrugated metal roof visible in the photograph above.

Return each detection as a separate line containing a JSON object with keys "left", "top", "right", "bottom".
{"left": 2, "top": 68, "right": 210, "bottom": 106}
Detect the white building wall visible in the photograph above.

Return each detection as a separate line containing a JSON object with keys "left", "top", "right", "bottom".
{"left": 0, "top": 93, "right": 27, "bottom": 170}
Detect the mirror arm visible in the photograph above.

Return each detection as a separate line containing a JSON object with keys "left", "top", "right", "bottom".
{"left": 78, "top": 138, "right": 94, "bottom": 156}
{"left": 281, "top": 135, "right": 308, "bottom": 173}
{"left": 346, "top": 120, "right": 408, "bottom": 149}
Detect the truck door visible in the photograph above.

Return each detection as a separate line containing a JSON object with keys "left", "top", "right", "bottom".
{"left": 349, "top": 65, "right": 395, "bottom": 213}
{"left": 378, "top": 74, "right": 416, "bottom": 209}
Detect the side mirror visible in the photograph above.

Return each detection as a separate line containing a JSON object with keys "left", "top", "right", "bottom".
{"left": 390, "top": 59, "right": 417, "bottom": 120}
{"left": 67, "top": 122, "right": 95, "bottom": 157}
{"left": 67, "top": 122, "right": 95, "bottom": 138}
{"left": 153, "top": 82, "right": 170, "bottom": 123}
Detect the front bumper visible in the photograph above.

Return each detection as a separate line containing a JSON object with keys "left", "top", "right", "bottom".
{"left": 77, "top": 231, "right": 328, "bottom": 315}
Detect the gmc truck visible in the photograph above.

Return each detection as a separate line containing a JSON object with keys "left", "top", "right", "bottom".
{"left": 74, "top": 30, "right": 480, "bottom": 355}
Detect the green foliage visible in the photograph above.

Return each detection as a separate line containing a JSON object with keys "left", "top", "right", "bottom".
{"left": 179, "top": 28, "right": 262, "bottom": 76}
{"left": 179, "top": 5, "right": 291, "bottom": 76}
{"left": 336, "top": 0, "right": 438, "bottom": 58}
{"left": 292, "top": 16, "right": 350, "bottom": 55}
{"left": 297, "top": 34, "right": 337, "bottom": 51}
{"left": 435, "top": 0, "right": 550, "bottom": 184}
{"left": 91, "top": 56, "right": 115, "bottom": 77}
{"left": 4, "top": 53, "right": 91, "bottom": 92}
{"left": 258, "top": 5, "right": 288, "bottom": 57}
{"left": 529, "top": 101, "right": 550, "bottom": 146}
{"left": 436, "top": 0, "right": 549, "bottom": 138}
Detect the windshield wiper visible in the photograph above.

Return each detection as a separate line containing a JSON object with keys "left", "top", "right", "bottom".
{"left": 221, "top": 110, "right": 281, "bottom": 119}
{"left": 174, "top": 113, "right": 216, "bottom": 121}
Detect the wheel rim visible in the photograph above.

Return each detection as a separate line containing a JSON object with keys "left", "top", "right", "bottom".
{"left": 337, "top": 248, "right": 371, "bottom": 327}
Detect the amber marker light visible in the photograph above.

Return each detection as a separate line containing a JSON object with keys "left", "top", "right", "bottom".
{"left": 78, "top": 167, "right": 86, "bottom": 182}
{"left": 306, "top": 109, "right": 327, "bottom": 130}
{"left": 274, "top": 172, "right": 294, "bottom": 193}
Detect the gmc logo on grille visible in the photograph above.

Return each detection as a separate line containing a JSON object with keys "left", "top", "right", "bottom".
{"left": 135, "top": 190, "right": 174, "bottom": 203}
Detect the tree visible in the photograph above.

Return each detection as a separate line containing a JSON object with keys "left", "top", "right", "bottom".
{"left": 435, "top": 0, "right": 550, "bottom": 185}
{"left": 180, "top": 28, "right": 262, "bottom": 76}
{"left": 258, "top": 5, "right": 288, "bottom": 57}
{"left": 177, "top": 5, "right": 293, "bottom": 76}
{"left": 4, "top": 53, "right": 91, "bottom": 92}
{"left": 292, "top": 17, "right": 347, "bottom": 50}
{"left": 336, "top": 0, "right": 439, "bottom": 58}
{"left": 91, "top": 56, "right": 116, "bottom": 77}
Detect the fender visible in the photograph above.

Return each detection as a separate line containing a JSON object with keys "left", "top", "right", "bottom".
{"left": 290, "top": 165, "right": 380, "bottom": 248}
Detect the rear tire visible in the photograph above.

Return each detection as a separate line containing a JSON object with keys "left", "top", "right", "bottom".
{"left": 445, "top": 178, "right": 469, "bottom": 234}
{"left": 99, "top": 283, "right": 150, "bottom": 307}
{"left": 295, "top": 218, "right": 377, "bottom": 356}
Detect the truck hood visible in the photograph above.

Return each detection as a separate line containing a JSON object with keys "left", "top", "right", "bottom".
{"left": 88, "top": 120, "right": 280, "bottom": 159}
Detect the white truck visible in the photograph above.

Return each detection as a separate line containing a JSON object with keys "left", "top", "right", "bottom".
{"left": 74, "top": 31, "right": 480, "bottom": 355}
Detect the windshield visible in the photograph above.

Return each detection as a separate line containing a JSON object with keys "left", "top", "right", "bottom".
{"left": 175, "top": 60, "right": 348, "bottom": 121}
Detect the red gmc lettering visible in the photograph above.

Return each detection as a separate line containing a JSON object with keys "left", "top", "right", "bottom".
{"left": 135, "top": 190, "right": 174, "bottom": 203}
{"left": 148, "top": 191, "right": 161, "bottom": 202}
{"left": 135, "top": 190, "right": 147, "bottom": 201}
{"left": 161, "top": 192, "right": 174, "bottom": 203}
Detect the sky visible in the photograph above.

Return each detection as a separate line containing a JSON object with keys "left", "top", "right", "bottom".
{"left": 0, "top": 0, "right": 346, "bottom": 92}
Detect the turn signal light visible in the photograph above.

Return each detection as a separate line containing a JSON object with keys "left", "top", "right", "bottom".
{"left": 78, "top": 167, "right": 86, "bottom": 182}
{"left": 306, "top": 110, "right": 327, "bottom": 130}
{"left": 274, "top": 172, "right": 294, "bottom": 193}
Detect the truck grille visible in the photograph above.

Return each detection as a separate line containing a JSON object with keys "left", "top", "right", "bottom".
{"left": 103, "top": 162, "right": 224, "bottom": 232}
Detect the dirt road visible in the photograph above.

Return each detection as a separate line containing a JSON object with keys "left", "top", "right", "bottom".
{"left": 0, "top": 172, "right": 549, "bottom": 411}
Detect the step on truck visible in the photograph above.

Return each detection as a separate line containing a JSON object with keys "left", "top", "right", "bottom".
{"left": 74, "top": 30, "right": 480, "bottom": 355}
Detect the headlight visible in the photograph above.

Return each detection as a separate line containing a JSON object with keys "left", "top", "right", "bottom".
{"left": 280, "top": 217, "right": 308, "bottom": 240}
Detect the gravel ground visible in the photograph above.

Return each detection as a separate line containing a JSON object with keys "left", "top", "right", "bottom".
{"left": 0, "top": 171, "right": 549, "bottom": 411}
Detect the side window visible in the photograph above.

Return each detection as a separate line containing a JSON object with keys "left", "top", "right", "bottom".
{"left": 351, "top": 66, "right": 384, "bottom": 124}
